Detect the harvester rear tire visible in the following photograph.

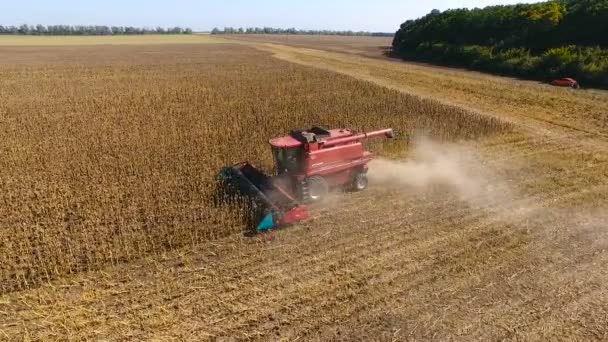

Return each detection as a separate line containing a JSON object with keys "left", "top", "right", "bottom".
{"left": 306, "top": 176, "right": 328, "bottom": 203}
{"left": 353, "top": 172, "right": 368, "bottom": 192}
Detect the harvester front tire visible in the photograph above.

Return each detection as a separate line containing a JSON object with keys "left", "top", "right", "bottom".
{"left": 353, "top": 172, "right": 368, "bottom": 192}
{"left": 307, "top": 176, "right": 328, "bottom": 203}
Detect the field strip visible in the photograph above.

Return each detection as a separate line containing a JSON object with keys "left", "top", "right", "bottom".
{"left": 2, "top": 184, "right": 588, "bottom": 339}
{"left": 163, "top": 148, "right": 608, "bottom": 288}
{"left": 106, "top": 172, "right": 608, "bottom": 293}
{"left": 287, "top": 182, "right": 604, "bottom": 274}
{"left": 318, "top": 233, "right": 608, "bottom": 340}
{"left": 132, "top": 185, "right": 599, "bottom": 338}
{"left": 237, "top": 42, "right": 608, "bottom": 150}
{"left": 3, "top": 180, "right": 605, "bottom": 339}
{"left": 103, "top": 145, "right": 608, "bottom": 284}
{"left": 219, "top": 179, "right": 605, "bottom": 337}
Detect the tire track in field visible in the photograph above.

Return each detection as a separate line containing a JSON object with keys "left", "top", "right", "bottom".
{"left": 173, "top": 153, "right": 606, "bottom": 298}
{"left": 180, "top": 161, "right": 586, "bottom": 292}
{"left": 278, "top": 182, "right": 608, "bottom": 339}
{"left": 481, "top": 135, "right": 605, "bottom": 164}
{"left": 8, "top": 174, "right": 583, "bottom": 339}
{"left": 169, "top": 180, "right": 599, "bottom": 337}
{"left": 405, "top": 229, "right": 608, "bottom": 341}
{"left": 220, "top": 185, "right": 602, "bottom": 339}
{"left": 311, "top": 224, "right": 607, "bottom": 341}
{"left": 200, "top": 142, "right": 608, "bottom": 335}
{"left": 5, "top": 170, "right": 605, "bottom": 340}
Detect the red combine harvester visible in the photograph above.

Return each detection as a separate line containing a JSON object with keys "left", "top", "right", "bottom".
{"left": 220, "top": 126, "right": 394, "bottom": 231}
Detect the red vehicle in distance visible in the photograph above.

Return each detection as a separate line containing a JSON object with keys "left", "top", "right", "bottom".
{"left": 550, "top": 78, "right": 580, "bottom": 89}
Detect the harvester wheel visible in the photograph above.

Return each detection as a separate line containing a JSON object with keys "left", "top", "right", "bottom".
{"left": 353, "top": 172, "right": 368, "bottom": 192}
{"left": 307, "top": 176, "right": 328, "bottom": 202}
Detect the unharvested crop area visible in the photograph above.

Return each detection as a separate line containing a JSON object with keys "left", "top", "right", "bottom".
{"left": 0, "top": 42, "right": 508, "bottom": 293}
{"left": 1, "top": 36, "right": 608, "bottom": 341}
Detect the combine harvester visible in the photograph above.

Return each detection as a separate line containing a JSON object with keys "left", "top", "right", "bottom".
{"left": 220, "top": 126, "right": 394, "bottom": 231}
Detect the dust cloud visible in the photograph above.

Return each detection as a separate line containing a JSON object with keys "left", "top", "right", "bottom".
{"left": 368, "top": 136, "right": 515, "bottom": 213}
{"left": 366, "top": 136, "right": 608, "bottom": 248}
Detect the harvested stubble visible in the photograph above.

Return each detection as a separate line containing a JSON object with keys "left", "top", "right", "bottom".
{"left": 0, "top": 43, "right": 511, "bottom": 293}
{"left": 224, "top": 34, "right": 394, "bottom": 58}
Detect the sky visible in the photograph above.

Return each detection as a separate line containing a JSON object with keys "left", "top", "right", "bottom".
{"left": 0, "top": 0, "right": 539, "bottom": 33}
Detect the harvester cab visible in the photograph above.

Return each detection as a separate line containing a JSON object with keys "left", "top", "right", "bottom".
{"left": 219, "top": 126, "right": 394, "bottom": 231}
{"left": 271, "top": 143, "right": 302, "bottom": 175}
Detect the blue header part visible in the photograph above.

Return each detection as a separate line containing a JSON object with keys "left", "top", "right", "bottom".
{"left": 257, "top": 213, "right": 275, "bottom": 231}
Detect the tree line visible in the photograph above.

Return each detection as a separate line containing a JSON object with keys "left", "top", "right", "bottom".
{"left": 392, "top": 0, "right": 608, "bottom": 87}
{"left": 212, "top": 27, "right": 392, "bottom": 37}
{"left": 0, "top": 25, "right": 193, "bottom": 35}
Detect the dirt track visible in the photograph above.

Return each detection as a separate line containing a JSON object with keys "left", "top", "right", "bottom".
{"left": 2, "top": 39, "right": 608, "bottom": 341}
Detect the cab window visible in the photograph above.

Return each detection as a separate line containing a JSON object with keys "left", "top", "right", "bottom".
{"left": 272, "top": 147, "right": 301, "bottom": 173}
